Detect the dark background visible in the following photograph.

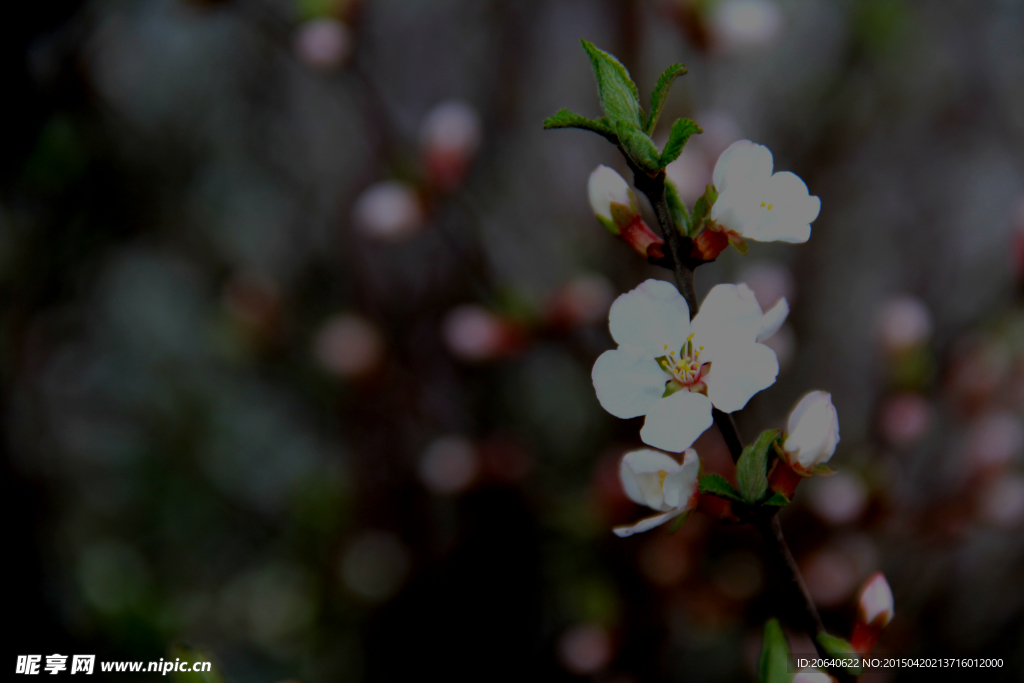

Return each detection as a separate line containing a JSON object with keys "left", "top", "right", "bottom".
{"left": 4, "top": 0, "right": 1024, "bottom": 681}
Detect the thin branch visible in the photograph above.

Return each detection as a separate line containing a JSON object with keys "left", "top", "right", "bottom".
{"left": 628, "top": 163, "right": 856, "bottom": 683}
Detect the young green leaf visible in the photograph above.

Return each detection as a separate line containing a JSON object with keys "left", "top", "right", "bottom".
{"left": 698, "top": 473, "right": 744, "bottom": 503}
{"left": 817, "top": 633, "right": 864, "bottom": 676}
{"left": 616, "top": 121, "right": 662, "bottom": 173}
{"left": 647, "top": 63, "right": 688, "bottom": 135}
{"left": 581, "top": 40, "right": 642, "bottom": 130}
{"left": 763, "top": 491, "right": 791, "bottom": 507}
{"left": 736, "top": 429, "right": 781, "bottom": 503}
{"left": 659, "top": 118, "right": 701, "bottom": 167}
{"left": 543, "top": 108, "right": 618, "bottom": 143}
{"left": 665, "top": 178, "right": 690, "bottom": 236}
{"left": 758, "top": 619, "right": 791, "bottom": 683}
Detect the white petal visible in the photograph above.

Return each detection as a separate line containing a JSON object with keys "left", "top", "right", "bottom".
{"left": 612, "top": 508, "right": 685, "bottom": 537}
{"left": 784, "top": 391, "right": 840, "bottom": 468}
{"left": 592, "top": 347, "right": 667, "bottom": 419}
{"left": 620, "top": 449, "right": 682, "bottom": 509}
{"left": 747, "top": 172, "right": 820, "bottom": 243}
{"left": 691, "top": 283, "right": 764, "bottom": 356}
{"left": 709, "top": 182, "right": 762, "bottom": 236}
{"left": 640, "top": 392, "right": 714, "bottom": 453}
{"left": 704, "top": 343, "right": 779, "bottom": 413}
{"left": 608, "top": 279, "right": 691, "bottom": 356}
{"left": 756, "top": 297, "right": 789, "bottom": 342}
{"left": 712, "top": 140, "right": 773, "bottom": 192}
{"left": 587, "top": 165, "right": 632, "bottom": 221}
{"left": 662, "top": 448, "right": 700, "bottom": 508}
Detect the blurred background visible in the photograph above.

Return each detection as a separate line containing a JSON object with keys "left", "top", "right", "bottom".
{"left": 4, "top": 0, "right": 1024, "bottom": 681}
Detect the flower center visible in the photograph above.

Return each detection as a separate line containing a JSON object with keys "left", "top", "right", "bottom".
{"left": 657, "top": 470, "right": 668, "bottom": 486}
{"left": 656, "top": 334, "right": 711, "bottom": 395}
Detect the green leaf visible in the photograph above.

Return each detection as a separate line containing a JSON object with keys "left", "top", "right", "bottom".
{"left": 763, "top": 491, "right": 791, "bottom": 507}
{"left": 665, "top": 178, "right": 690, "bottom": 236}
{"left": 647, "top": 63, "right": 688, "bottom": 135}
{"left": 758, "top": 619, "right": 791, "bottom": 683}
{"left": 699, "top": 473, "right": 744, "bottom": 503}
{"left": 616, "top": 120, "right": 661, "bottom": 173}
{"left": 817, "top": 633, "right": 864, "bottom": 676}
{"left": 736, "top": 429, "right": 781, "bottom": 504}
{"left": 580, "top": 40, "right": 642, "bottom": 129}
{"left": 659, "top": 118, "right": 701, "bottom": 167}
{"left": 543, "top": 108, "right": 618, "bottom": 143}
{"left": 690, "top": 194, "right": 711, "bottom": 234}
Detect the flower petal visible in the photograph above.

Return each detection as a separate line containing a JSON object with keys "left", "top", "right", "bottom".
{"left": 709, "top": 182, "right": 762, "bottom": 236}
{"left": 713, "top": 140, "right": 773, "bottom": 192}
{"left": 640, "top": 391, "right": 714, "bottom": 453}
{"left": 691, "top": 283, "right": 764, "bottom": 356}
{"left": 756, "top": 297, "right": 789, "bottom": 342}
{"left": 612, "top": 507, "right": 685, "bottom": 537}
{"left": 620, "top": 449, "right": 682, "bottom": 508}
{"left": 608, "top": 279, "right": 691, "bottom": 356}
{"left": 662, "top": 448, "right": 700, "bottom": 508}
{"left": 747, "top": 172, "right": 820, "bottom": 243}
{"left": 592, "top": 347, "right": 667, "bottom": 418}
{"left": 704, "top": 342, "right": 779, "bottom": 413}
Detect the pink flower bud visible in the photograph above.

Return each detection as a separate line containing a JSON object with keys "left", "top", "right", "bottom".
{"left": 294, "top": 18, "right": 353, "bottom": 71}
{"left": 441, "top": 305, "right": 524, "bottom": 362}
{"left": 420, "top": 100, "right": 482, "bottom": 191}
{"left": 557, "top": 624, "right": 612, "bottom": 675}
{"left": 545, "top": 274, "right": 615, "bottom": 329}
{"left": 709, "top": 0, "right": 783, "bottom": 54}
{"left": 859, "top": 573, "right": 895, "bottom": 627}
{"left": 353, "top": 181, "right": 424, "bottom": 241}
{"left": 876, "top": 295, "right": 932, "bottom": 353}
{"left": 417, "top": 435, "right": 479, "bottom": 495}
{"left": 793, "top": 670, "right": 835, "bottom": 683}
{"left": 313, "top": 314, "right": 383, "bottom": 378}
{"left": 879, "top": 392, "right": 931, "bottom": 446}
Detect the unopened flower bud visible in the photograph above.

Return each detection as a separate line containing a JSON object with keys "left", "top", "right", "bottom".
{"left": 783, "top": 391, "right": 840, "bottom": 472}
{"left": 420, "top": 100, "right": 482, "bottom": 192}
{"left": 545, "top": 274, "right": 615, "bottom": 329}
{"left": 793, "top": 669, "right": 834, "bottom": 683}
{"left": 314, "top": 314, "right": 384, "bottom": 378}
{"left": 441, "top": 305, "right": 525, "bottom": 362}
{"left": 353, "top": 181, "right": 424, "bottom": 241}
{"left": 876, "top": 295, "right": 932, "bottom": 353}
{"left": 587, "top": 166, "right": 666, "bottom": 260}
{"left": 294, "top": 18, "right": 353, "bottom": 71}
{"left": 709, "top": 0, "right": 783, "bottom": 54}
{"left": 851, "top": 572, "right": 894, "bottom": 654}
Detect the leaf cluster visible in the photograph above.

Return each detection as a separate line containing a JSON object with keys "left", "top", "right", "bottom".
{"left": 697, "top": 429, "right": 790, "bottom": 519}
{"left": 543, "top": 41, "right": 701, "bottom": 175}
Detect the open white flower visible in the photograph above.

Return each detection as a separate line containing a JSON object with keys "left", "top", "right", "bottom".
{"left": 710, "top": 140, "right": 820, "bottom": 243}
{"left": 615, "top": 448, "right": 700, "bottom": 537}
{"left": 783, "top": 391, "right": 840, "bottom": 472}
{"left": 592, "top": 279, "right": 782, "bottom": 452}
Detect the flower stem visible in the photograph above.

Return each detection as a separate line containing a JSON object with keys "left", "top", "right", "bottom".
{"left": 629, "top": 163, "right": 855, "bottom": 683}
{"left": 626, "top": 165, "right": 698, "bottom": 318}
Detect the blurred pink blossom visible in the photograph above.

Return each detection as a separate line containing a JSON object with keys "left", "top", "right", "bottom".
{"left": 294, "top": 18, "right": 353, "bottom": 71}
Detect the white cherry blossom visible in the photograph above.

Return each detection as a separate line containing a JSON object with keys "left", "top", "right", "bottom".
{"left": 614, "top": 448, "right": 700, "bottom": 537}
{"left": 592, "top": 279, "right": 782, "bottom": 452}
{"left": 783, "top": 391, "right": 840, "bottom": 472}
{"left": 710, "top": 140, "right": 820, "bottom": 243}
